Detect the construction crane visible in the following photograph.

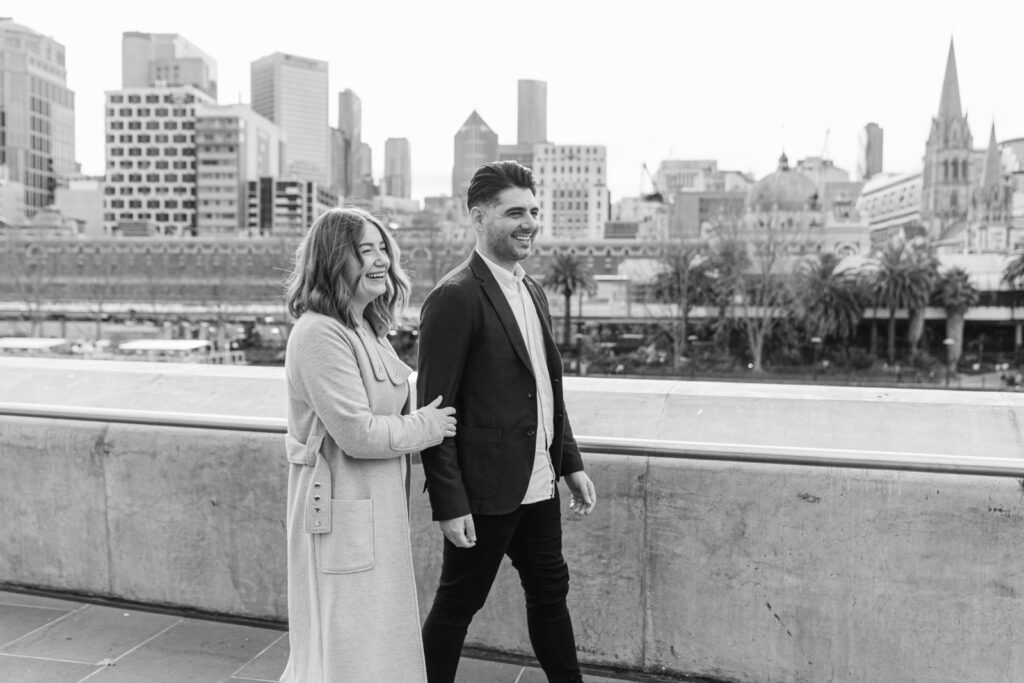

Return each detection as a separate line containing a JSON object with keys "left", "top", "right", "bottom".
{"left": 641, "top": 162, "right": 663, "bottom": 203}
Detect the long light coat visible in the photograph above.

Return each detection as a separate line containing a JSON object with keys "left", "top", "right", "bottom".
{"left": 280, "top": 311, "right": 444, "bottom": 683}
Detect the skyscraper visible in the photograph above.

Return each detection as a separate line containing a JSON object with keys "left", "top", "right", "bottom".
{"left": 452, "top": 111, "right": 498, "bottom": 200}
{"left": 251, "top": 53, "right": 329, "bottom": 186}
{"left": 122, "top": 32, "right": 218, "bottom": 99}
{"left": 517, "top": 79, "right": 547, "bottom": 145}
{"left": 337, "top": 89, "right": 362, "bottom": 196}
{"left": 384, "top": 138, "right": 411, "bottom": 198}
{"left": 0, "top": 18, "right": 76, "bottom": 218}
{"left": 857, "top": 123, "right": 884, "bottom": 181}
{"left": 533, "top": 144, "right": 610, "bottom": 240}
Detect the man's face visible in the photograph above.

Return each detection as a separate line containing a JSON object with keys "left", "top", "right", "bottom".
{"left": 473, "top": 187, "right": 540, "bottom": 270}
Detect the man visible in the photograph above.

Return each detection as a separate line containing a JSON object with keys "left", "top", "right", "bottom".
{"left": 417, "top": 160, "right": 597, "bottom": 683}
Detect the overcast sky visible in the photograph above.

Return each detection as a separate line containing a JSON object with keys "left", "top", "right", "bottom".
{"left": 6, "top": 0, "right": 1024, "bottom": 201}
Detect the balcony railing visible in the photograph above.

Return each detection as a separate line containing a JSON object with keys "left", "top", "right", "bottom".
{"left": 3, "top": 401, "right": 1022, "bottom": 478}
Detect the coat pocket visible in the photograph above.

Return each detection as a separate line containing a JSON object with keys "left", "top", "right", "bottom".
{"left": 315, "top": 498, "right": 374, "bottom": 574}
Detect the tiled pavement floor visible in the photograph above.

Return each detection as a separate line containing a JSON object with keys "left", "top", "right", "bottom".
{"left": 0, "top": 590, "right": 651, "bottom": 683}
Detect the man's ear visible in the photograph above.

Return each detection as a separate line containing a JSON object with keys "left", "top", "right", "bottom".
{"left": 469, "top": 205, "right": 484, "bottom": 229}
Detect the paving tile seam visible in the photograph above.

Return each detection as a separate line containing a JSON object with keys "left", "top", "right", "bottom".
{"left": 227, "top": 631, "right": 288, "bottom": 680}
{"left": 0, "top": 602, "right": 90, "bottom": 649}
{"left": 0, "top": 599, "right": 72, "bottom": 611}
{"left": 0, "top": 651, "right": 100, "bottom": 666}
{"left": 97, "top": 616, "right": 185, "bottom": 668}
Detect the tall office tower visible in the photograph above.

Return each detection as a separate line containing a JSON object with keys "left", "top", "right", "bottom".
{"left": 452, "top": 111, "right": 498, "bottom": 200}
{"left": 921, "top": 39, "right": 972, "bottom": 238}
{"left": 517, "top": 79, "right": 547, "bottom": 145}
{"left": 532, "top": 144, "right": 610, "bottom": 240}
{"left": 122, "top": 32, "right": 217, "bottom": 99}
{"left": 384, "top": 138, "right": 411, "bottom": 198}
{"left": 857, "top": 123, "right": 884, "bottom": 181}
{"left": 0, "top": 18, "right": 76, "bottom": 218}
{"left": 103, "top": 85, "right": 215, "bottom": 236}
{"left": 330, "top": 127, "right": 347, "bottom": 196}
{"left": 251, "top": 53, "right": 329, "bottom": 186}
{"left": 337, "top": 89, "right": 362, "bottom": 195}
{"left": 352, "top": 141, "right": 375, "bottom": 199}
{"left": 194, "top": 104, "right": 281, "bottom": 235}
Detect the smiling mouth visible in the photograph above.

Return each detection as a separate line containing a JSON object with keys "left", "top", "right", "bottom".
{"left": 513, "top": 233, "right": 534, "bottom": 243}
{"left": 366, "top": 272, "right": 386, "bottom": 280}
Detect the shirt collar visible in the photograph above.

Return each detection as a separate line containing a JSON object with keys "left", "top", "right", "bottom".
{"left": 476, "top": 248, "right": 526, "bottom": 288}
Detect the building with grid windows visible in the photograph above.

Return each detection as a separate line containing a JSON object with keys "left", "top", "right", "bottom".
{"left": 103, "top": 85, "right": 215, "bottom": 236}
{"left": 194, "top": 104, "right": 281, "bottom": 235}
{"left": 532, "top": 144, "right": 610, "bottom": 240}
{"left": 0, "top": 18, "right": 76, "bottom": 218}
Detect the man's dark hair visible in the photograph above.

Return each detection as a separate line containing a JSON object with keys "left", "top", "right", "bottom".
{"left": 466, "top": 160, "right": 536, "bottom": 210}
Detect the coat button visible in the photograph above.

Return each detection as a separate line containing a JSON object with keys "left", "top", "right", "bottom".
{"left": 313, "top": 482, "right": 321, "bottom": 489}
{"left": 313, "top": 495, "right": 321, "bottom": 501}
{"left": 526, "top": 429, "right": 536, "bottom": 437}
{"left": 314, "top": 520, "right": 321, "bottom": 527}
{"left": 527, "top": 391, "right": 535, "bottom": 399}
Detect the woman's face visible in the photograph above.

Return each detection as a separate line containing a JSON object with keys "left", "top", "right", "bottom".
{"left": 346, "top": 220, "right": 391, "bottom": 314}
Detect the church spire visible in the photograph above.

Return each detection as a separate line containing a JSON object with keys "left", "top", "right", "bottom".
{"left": 981, "top": 122, "right": 1001, "bottom": 189}
{"left": 937, "top": 38, "right": 962, "bottom": 121}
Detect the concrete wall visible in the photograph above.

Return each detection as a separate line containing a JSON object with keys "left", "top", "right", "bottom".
{"left": 3, "top": 358, "right": 1024, "bottom": 681}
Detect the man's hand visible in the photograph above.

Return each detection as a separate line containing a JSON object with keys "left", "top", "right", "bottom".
{"left": 439, "top": 514, "right": 477, "bottom": 548}
{"left": 565, "top": 471, "right": 596, "bottom": 516}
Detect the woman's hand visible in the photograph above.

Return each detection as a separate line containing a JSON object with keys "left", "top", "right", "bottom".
{"left": 421, "top": 395, "right": 457, "bottom": 438}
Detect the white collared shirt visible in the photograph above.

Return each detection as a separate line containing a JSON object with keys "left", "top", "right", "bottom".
{"left": 476, "top": 250, "right": 556, "bottom": 504}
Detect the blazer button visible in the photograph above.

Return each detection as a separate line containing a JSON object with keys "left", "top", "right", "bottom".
{"left": 527, "top": 391, "right": 535, "bottom": 399}
{"left": 526, "top": 429, "right": 536, "bottom": 437}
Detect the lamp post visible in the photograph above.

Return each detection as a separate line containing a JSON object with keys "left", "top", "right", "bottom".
{"left": 811, "top": 336, "right": 822, "bottom": 382}
{"left": 687, "top": 334, "right": 698, "bottom": 379}
{"left": 943, "top": 337, "right": 955, "bottom": 389}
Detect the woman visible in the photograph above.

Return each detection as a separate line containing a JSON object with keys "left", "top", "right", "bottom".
{"left": 280, "top": 207, "right": 456, "bottom": 682}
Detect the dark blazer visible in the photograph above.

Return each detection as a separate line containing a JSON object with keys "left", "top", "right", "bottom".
{"left": 417, "top": 251, "right": 584, "bottom": 521}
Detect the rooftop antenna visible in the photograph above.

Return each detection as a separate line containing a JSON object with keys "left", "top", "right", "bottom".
{"left": 821, "top": 127, "right": 831, "bottom": 160}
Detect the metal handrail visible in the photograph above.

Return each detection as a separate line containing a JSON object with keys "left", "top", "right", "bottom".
{"left": 2, "top": 401, "right": 1023, "bottom": 478}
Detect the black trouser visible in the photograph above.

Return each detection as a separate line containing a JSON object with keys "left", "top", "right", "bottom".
{"left": 422, "top": 494, "right": 582, "bottom": 683}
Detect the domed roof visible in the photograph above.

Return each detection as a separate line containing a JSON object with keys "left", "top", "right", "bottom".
{"left": 747, "top": 152, "right": 818, "bottom": 211}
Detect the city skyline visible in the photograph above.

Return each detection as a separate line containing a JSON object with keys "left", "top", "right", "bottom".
{"left": 5, "top": 0, "right": 1024, "bottom": 203}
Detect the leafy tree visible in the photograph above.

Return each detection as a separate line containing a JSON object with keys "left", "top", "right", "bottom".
{"left": 704, "top": 237, "right": 749, "bottom": 354}
{"left": 651, "top": 245, "right": 712, "bottom": 369}
{"left": 541, "top": 251, "right": 597, "bottom": 348}
{"left": 935, "top": 266, "right": 979, "bottom": 368}
{"left": 711, "top": 216, "right": 804, "bottom": 374}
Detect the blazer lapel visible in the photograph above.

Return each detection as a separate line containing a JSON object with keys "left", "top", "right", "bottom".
{"left": 470, "top": 253, "right": 534, "bottom": 374}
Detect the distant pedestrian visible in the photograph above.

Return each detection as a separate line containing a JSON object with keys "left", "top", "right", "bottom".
{"left": 280, "top": 208, "right": 456, "bottom": 682}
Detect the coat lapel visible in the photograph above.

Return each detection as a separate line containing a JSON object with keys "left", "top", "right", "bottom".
{"left": 470, "top": 252, "right": 534, "bottom": 374}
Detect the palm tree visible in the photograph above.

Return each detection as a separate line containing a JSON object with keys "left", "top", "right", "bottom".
{"left": 935, "top": 266, "right": 979, "bottom": 369}
{"left": 868, "top": 241, "right": 935, "bottom": 365}
{"left": 903, "top": 240, "right": 940, "bottom": 355}
{"left": 541, "top": 252, "right": 597, "bottom": 348}
{"left": 1001, "top": 252, "right": 1024, "bottom": 361}
{"left": 796, "top": 253, "right": 866, "bottom": 344}
{"left": 651, "top": 245, "right": 711, "bottom": 368}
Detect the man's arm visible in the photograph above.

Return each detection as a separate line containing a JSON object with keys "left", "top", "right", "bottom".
{"left": 417, "top": 281, "right": 474, "bottom": 521}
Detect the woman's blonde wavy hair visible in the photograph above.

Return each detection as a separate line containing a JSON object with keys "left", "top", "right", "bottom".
{"left": 284, "top": 207, "right": 410, "bottom": 330}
